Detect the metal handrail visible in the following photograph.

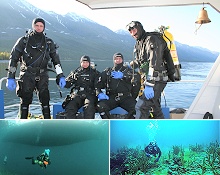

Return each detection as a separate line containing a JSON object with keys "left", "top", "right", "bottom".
{"left": 0, "top": 77, "right": 57, "bottom": 118}
{"left": 0, "top": 77, "right": 7, "bottom": 90}
{"left": 0, "top": 77, "right": 56, "bottom": 90}
{"left": 0, "top": 77, "right": 205, "bottom": 119}
{"left": 0, "top": 77, "right": 204, "bottom": 90}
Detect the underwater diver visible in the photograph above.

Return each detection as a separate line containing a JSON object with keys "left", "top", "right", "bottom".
{"left": 144, "top": 141, "right": 161, "bottom": 162}
{"left": 25, "top": 149, "right": 51, "bottom": 169}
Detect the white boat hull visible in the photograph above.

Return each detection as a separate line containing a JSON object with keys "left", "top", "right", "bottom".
{"left": 184, "top": 54, "right": 220, "bottom": 119}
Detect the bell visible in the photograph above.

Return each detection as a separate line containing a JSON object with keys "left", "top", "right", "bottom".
{"left": 195, "top": 7, "right": 211, "bottom": 24}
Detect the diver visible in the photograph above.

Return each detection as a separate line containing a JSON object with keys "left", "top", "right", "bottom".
{"left": 6, "top": 17, "right": 66, "bottom": 119}
{"left": 25, "top": 149, "right": 51, "bottom": 169}
{"left": 126, "top": 21, "right": 175, "bottom": 119}
{"left": 144, "top": 141, "right": 161, "bottom": 162}
{"left": 62, "top": 55, "right": 100, "bottom": 119}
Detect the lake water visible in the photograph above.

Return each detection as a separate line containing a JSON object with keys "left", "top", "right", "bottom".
{"left": 0, "top": 120, "right": 109, "bottom": 175}
{"left": 0, "top": 60, "right": 214, "bottom": 117}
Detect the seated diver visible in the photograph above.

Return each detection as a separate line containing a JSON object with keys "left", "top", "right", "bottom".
{"left": 25, "top": 149, "right": 51, "bottom": 169}
{"left": 144, "top": 141, "right": 161, "bottom": 162}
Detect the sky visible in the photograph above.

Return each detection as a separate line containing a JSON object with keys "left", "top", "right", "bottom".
{"left": 25, "top": 0, "right": 220, "bottom": 53}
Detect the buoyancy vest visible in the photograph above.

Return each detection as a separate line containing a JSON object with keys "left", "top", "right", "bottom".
{"left": 105, "top": 65, "right": 141, "bottom": 98}
{"left": 66, "top": 66, "right": 99, "bottom": 94}
{"left": 22, "top": 30, "right": 56, "bottom": 69}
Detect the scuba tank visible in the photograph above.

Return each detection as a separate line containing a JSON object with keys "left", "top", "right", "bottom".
{"left": 158, "top": 25, "right": 181, "bottom": 81}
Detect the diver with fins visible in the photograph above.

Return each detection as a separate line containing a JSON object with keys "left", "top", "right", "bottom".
{"left": 144, "top": 141, "right": 161, "bottom": 162}
{"left": 25, "top": 149, "right": 51, "bottom": 169}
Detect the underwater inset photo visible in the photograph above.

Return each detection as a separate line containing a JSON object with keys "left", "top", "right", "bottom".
{"left": 0, "top": 120, "right": 109, "bottom": 175}
{"left": 110, "top": 120, "right": 220, "bottom": 175}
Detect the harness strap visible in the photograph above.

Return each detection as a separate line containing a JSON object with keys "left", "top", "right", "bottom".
{"left": 109, "top": 92, "right": 131, "bottom": 97}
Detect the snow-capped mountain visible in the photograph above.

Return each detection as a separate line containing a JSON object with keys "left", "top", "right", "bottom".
{"left": 0, "top": 0, "right": 218, "bottom": 62}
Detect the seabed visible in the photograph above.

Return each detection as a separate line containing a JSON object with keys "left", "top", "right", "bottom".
{"left": 111, "top": 141, "right": 220, "bottom": 175}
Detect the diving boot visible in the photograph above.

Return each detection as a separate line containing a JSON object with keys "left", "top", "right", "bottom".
{"left": 100, "top": 111, "right": 110, "bottom": 119}
{"left": 42, "top": 105, "right": 51, "bottom": 119}
{"left": 19, "top": 105, "right": 29, "bottom": 119}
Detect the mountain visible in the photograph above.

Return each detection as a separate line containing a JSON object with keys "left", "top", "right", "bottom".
{"left": 175, "top": 42, "right": 219, "bottom": 62}
{"left": 0, "top": 0, "right": 218, "bottom": 62}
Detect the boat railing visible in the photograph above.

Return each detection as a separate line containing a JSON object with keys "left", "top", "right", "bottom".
{"left": 0, "top": 77, "right": 56, "bottom": 119}
{"left": 0, "top": 77, "right": 57, "bottom": 89}
{"left": 0, "top": 77, "right": 204, "bottom": 119}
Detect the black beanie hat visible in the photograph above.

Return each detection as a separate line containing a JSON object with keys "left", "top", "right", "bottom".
{"left": 80, "top": 55, "right": 90, "bottom": 63}
{"left": 113, "top": 52, "right": 123, "bottom": 60}
{"left": 113, "top": 53, "right": 124, "bottom": 67}
{"left": 32, "top": 18, "right": 45, "bottom": 30}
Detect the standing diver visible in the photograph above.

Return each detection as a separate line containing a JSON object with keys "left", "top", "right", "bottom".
{"left": 6, "top": 17, "right": 66, "bottom": 119}
{"left": 144, "top": 141, "right": 161, "bottom": 162}
{"left": 25, "top": 149, "right": 51, "bottom": 169}
{"left": 126, "top": 21, "right": 175, "bottom": 119}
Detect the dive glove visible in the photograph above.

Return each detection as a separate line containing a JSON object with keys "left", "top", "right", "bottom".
{"left": 111, "top": 71, "right": 123, "bottom": 79}
{"left": 59, "top": 77, "right": 66, "bottom": 88}
{"left": 144, "top": 85, "right": 154, "bottom": 100}
{"left": 98, "top": 93, "right": 109, "bottom": 100}
{"left": 6, "top": 78, "right": 16, "bottom": 91}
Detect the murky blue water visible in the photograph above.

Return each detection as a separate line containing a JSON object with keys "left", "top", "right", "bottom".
{"left": 0, "top": 120, "right": 109, "bottom": 175}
